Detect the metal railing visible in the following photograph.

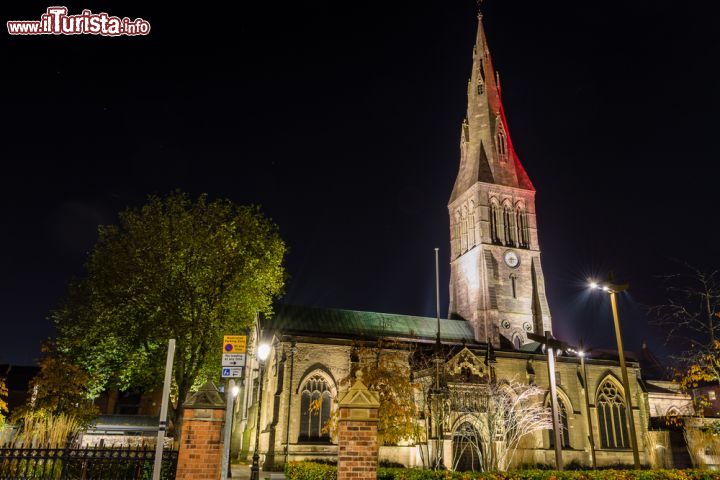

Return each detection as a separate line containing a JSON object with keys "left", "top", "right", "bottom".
{"left": 0, "top": 445, "right": 177, "bottom": 480}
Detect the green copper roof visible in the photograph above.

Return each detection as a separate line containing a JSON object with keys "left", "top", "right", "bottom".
{"left": 264, "top": 304, "right": 476, "bottom": 343}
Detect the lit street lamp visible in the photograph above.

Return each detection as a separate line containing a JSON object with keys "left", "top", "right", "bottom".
{"left": 589, "top": 274, "right": 641, "bottom": 469}
{"left": 249, "top": 343, "right": 271, "bottom": 480}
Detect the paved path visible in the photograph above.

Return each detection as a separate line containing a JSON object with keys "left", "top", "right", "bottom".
{"left": 230, "top": 464, "right": 285, "bottom": 480}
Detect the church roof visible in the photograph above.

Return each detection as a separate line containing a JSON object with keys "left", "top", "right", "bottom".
{"left": 264, "top": 304, "right": 476, "bottom": 343}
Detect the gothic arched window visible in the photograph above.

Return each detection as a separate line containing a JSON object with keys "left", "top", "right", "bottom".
{"left": 490, "top": 200, "right": 502, "bottom": 245}
{"left": 516, "top": 206, "right": 530, "bottom": 249}
{"left": 467, "top": 201, "right": 476, "bottom": 248}
{"left": 547, "top": 396, "right": 571, "bottom": 449}
{"left": 299, "top": 375, "right": 333, "bottom": 442}
{"left": 454, "top": 210, "right": 462, "bottom": 257}
{"left": 502, "top": 203, "right": 516, "bottom": 247}
{"left": 461, "top": 206, "right": 469, "bottom": 253}
{"left": 597, "top": 380, "right": 630, "bottom": 449}
{"left": 495, "top": 123, "right": 508, "bottom": 163}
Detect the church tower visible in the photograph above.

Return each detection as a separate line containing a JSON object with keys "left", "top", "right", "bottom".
{"left": 448, "top": 14, "right": 552, "bottom": 348}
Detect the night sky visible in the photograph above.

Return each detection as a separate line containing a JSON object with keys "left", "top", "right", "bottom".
{"left": 2, "top": 1, "right": 719, "bottom": 365}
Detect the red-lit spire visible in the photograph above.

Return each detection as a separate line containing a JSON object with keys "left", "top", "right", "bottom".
{"left": 450, "top": 13, "right": 534, "bottom": 203}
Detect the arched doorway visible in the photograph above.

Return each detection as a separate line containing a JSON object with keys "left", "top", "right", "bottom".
{"left": 452, "top": 421, "right": 483, "bottom": 472}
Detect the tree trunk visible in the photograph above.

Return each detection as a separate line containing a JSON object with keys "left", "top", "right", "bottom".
{"left": 106, "top": 387, "right": 119, "bottom": 414}
{"left": 170, "top": 385, "right": 189, "bottom": 439}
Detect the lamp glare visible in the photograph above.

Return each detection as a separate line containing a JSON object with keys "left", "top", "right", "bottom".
{"left": 257, "top": 343, "right": 271, "bottom": 361}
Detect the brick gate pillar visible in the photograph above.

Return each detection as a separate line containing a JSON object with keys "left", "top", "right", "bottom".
{"left": 337, "top": 371, "right": 381, "bottom": 480}
{"left": 176, "top": 381, "right": 226, "bottom": 480}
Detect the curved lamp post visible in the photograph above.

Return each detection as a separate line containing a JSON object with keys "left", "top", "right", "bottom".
{"left": 589, "top": 275, "right": 640, "bottom": 468}
{"left": 249, "top": 343, "right": 271, "bottom": 480}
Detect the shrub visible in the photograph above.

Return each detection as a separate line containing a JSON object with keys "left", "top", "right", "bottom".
{"left": 286, "top": 462, "right": 336, "bottom": 480}
{"left": 286, "top": 462, "right": 720, "bottom": 480}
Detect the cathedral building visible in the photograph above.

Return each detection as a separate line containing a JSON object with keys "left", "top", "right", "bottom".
{"left": 236, "top": 14, "right": 693, "bottom": 471}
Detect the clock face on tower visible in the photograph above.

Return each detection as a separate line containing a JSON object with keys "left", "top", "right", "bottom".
{"left": 504, "top": 250, "right": 519, "bottom": 268}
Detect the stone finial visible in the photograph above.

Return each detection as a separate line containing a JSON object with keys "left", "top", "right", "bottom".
{"left": 338, "top": 370, "right": 379, "bottom": 409}
{"left": 183, "top": 380, "right": 224, "bottom": 408}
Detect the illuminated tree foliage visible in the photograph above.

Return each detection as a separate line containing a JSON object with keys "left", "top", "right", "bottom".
{"left": 15, "top": 344, "right": 99, "bottom": 425}
{"left": 52, "top": 192, "right": 286, "bottom": 428}
{"left": 678, "top": 336, "right": 720, "bottom": 390}
{"left": 313, "top": 341, "right": 417, "bottom": 446}
{"left": 353, "top": 343, "right": 417, "bottom": 445}
{"left": 0, "top": 377, "right": 8, "bottom": 427}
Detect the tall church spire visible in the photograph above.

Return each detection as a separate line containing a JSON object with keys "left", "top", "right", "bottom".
{"left": 450, "top": 14, "right": 533, "bottom": 204}
{"left": 448, "top": 13, "right": 552, "bottom": 348}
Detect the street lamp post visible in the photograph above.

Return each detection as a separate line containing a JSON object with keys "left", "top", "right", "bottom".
{"left": 250, "top": 343, "right": 271, "bottom": 480}
{"left": 578, "top": 351, "right": 597, "bottom": 468}
{"left": 589, "top": 275, "right": 641, "bottom": 469}
{"left": 527, "top": 331, "right": 563, "bottom": 471}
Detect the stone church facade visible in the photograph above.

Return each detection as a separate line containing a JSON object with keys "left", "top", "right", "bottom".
{"left": 235, "top": 14, "right": 693, "bottom": 471}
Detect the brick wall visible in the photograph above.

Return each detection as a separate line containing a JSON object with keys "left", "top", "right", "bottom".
{"left": 336, "top": 373, "right": 380, "bottom": 480}
{"left": 176, "top": 382, "right": 227, "bottom": 480}
{"left": 176, "top": 407, "right": 224, "bottom": 480}
{"left": 338, "top": 417, "right": 378, "bottom": 479}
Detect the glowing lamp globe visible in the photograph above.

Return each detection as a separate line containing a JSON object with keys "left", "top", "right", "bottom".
{"left": 257, "top": 343, "right": 271, "bottom": 362}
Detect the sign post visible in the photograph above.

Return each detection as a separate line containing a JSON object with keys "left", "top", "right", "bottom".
{"left": 152, "top": 339, "right": 176, "bottom": 480}
{"left": 220, "top": 335, "right": 246, "bottom": 480}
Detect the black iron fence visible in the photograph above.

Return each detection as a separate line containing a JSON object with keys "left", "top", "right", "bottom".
{"left": 0, "top": 445, "right": 178, "bottom": 480}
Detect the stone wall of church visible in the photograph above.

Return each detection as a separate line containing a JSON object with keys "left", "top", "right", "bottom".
{"left": 242, "top": 334, "right": 693, "bottom": 470}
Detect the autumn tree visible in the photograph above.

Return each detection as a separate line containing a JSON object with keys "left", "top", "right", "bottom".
{"left": 651, "top": 265, "right": 720, "bottom": 390}
{"left": 651, "top": 264, "right": 720, "bottom": 364}
{"left": 315, "top": 340, "right": 417, "bottom": 446}
{"left": 14, "top": 344, "right": 99, "bottom": 425}
{"left": 0, "top": 377, "right": 8, "bottom": 428}
{"left": 352, "top": 341, "right": 417, "bottom": 445}
{"left": 53, "top": 192, "right": 286, "bottom": 428}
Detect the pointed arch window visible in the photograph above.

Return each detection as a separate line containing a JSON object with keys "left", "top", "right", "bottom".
{"left": 299, "top": 375, "right": 332, "bottom": 443}
{"left": 547, "top": 396, "right": 571, "bottom": 449}
{"left": 502, "top": 203, "right": 516, "bottom": 247}
{"left": 516, "top": 207, "right": 530, "bottom": 249}
{"left": 510, "top": 274, "right": 517, "bottom": 299}
{"left": 490, "top": 200, "right": 502, "bottom": 245}
{"left": 461, "top": 206, "right": 469, "bottom": 253}
{"left": 454, "top": 210, "right": 462, "bottom": 257}
{"left": 597, "top": 380, "right": 630, "bottom": 449}
{"left": 495, "top": 123, "right": 508, "bottom": 163}
{"left": 467, "top": 201, "right": 476, "bottom": 248}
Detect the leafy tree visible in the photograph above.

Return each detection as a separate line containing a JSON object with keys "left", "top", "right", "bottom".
{"left": 0, "top": 376, "right": 8, "bottom": 427}
{"left": 15, "top": 344, "right": 99, "bottom": 425}
{"left": 677, "top": 336, "right": 720, "bottom": 390}
{"left": 352, "top": 342, "right": 417, "bottom": 445}
{"left": 53, "top": 192, "right": 286, "bottom": 428}
{"left": 313, "top": 341, "right": 417, "bottom": 446}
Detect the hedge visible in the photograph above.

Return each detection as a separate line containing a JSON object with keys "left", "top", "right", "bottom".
{"left": 285, "top": 462, "right": 720, "bottom": 480}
